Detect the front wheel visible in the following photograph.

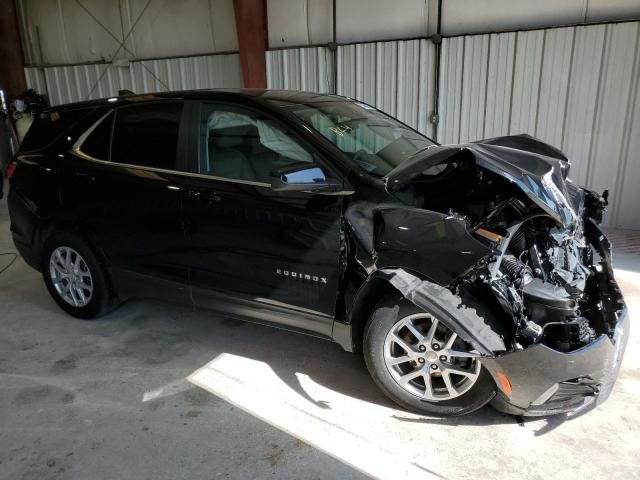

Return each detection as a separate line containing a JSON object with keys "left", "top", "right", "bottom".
{"left": 364, "top": 296, "right": 497, "bottom": 416}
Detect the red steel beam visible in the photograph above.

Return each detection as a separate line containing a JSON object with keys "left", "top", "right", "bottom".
{"left": 0, "top": 0, "right": 26, "bottom": 100}
{"left": 233, "top": 0, "right": 268, "bottom": 88}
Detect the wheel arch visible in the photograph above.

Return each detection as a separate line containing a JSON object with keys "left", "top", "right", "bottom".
{"left": 344, "top": 271, "right": 403, "bottom": 352}
{"left": 345, "top": 267, "right": 506, "bottom": 356}
{"left": 37, "top": 221, "right": 118, "bottom": 298}
{"left": 36, "top": 220, "right": 104, "bottom": 265}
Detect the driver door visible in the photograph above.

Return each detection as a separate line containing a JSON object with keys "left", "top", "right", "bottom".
{"left": 182, "top": 103, "right": 344, "bottom": 336}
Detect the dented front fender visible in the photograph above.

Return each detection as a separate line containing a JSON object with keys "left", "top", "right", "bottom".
{"left": 373, "top": 206, "right": 491, "bottom": 285}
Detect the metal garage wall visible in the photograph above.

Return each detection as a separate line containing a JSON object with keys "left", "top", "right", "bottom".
{"left": 24, "top": 53, "right": 242, "bottom": 106}
{"left": 266, "top": 0, "right": 640, "bottom": 48}
{"left": 337, "top": 40, "right": 437, "bottom": 139}
{"left": 266, "top": 40, "right": 436, "bottom": 139}
{"left": 438, "top": 22, "right": 640, "bottom": 228}
{"left": 266, "top": 47, "right": 334, "bottom": 93}
{"left": 17, "top": 0, "right": 238, "bottom": 66}
{"left": 441, "top": 0, "right": 640, "bottom": 36}
{"left": 265, "top": 22, "right": 640, "bottom": 228}
{"left": 266, "top": 0, "right": 433, "bottom": 48}
{"left": 23, "top": 68, "right": 47, "bottom": 96}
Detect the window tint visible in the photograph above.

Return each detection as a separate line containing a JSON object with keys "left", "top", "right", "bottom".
{"left": 20, "top": 107, "right": 94, "bottom": 152}
{"left": 200, "top": 107, "right": 313, "bottom": 183}
{"left": 80, "top": 112, "right": 113, "bottom": 160}
{"left": 111, "top": 102, "right": 183, "bottom": 170}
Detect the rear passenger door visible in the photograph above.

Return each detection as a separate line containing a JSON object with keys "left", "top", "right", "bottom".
{"left": 182, "top": 102, "right": 344, "bottom": 335}
{"left": 62, "top": 101, "right": 193, "bottom": 303}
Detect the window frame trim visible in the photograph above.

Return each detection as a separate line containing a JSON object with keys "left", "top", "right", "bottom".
{"left": 72, "top": 109, "right": 113, "bottom": 162}
{"left": 70, "top": 99, "right": 347, "bottom": 190}
{"left": 71, "top": 107, "right": 271, "bottom": 187}
{"left": 110, "top": 100, "right": 187, "bottom": 172}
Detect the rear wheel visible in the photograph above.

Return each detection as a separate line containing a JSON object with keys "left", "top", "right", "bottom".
{"left": 42, "top": 232, "right": 116, "bottom": 319}
{"left": 364, "top": 296, "right": 497, "bottom": 416}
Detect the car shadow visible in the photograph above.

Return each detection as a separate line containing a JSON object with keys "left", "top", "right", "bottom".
{"left": 92, "top": 298, "right": 572, "bottom": 435}
{"left": 390, "top": 409, "right": 572, "bottom": 435}
{"left": 2, "top": 263, "right": 570, "bottom": 436}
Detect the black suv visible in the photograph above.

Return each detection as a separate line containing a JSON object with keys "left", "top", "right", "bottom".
{"left": 8, "top": 90, "right": 628, "bottom": 417}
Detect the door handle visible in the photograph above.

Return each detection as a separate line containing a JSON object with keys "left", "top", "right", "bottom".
{"left": 189, "top": 190, "right": 221, "bottom": 204}
{"left": 203, "top": 193, "right": 221, "bottom": 203}
{"left": 72, "top": 171, "right": 95, "bottom": 181}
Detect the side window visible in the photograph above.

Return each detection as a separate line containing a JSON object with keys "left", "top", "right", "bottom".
{"left": 79, "top": 112, "right": 113, "bottom": 160}
{"left": 111, "top": 102, "right": 183, "bottom": 170}
{"left": 20, "top": 107, "right": 93, "bottom": 152}
{"left": 200, "top": 106, "right": 313, "bottom": 183}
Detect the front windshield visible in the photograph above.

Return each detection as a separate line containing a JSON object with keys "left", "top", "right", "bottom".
{"left": 282, "top": 99, "right": 436, "bottom": 178}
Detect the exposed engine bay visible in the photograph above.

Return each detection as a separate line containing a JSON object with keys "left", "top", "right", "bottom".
{"left": 339, "top": 133, "right": 628, "bottom": 416}
{"left": 490, "top": 219, "right": 597, "bottom": 352}
{"left": 385, "top": 139, "right": 614, "bottom": 354}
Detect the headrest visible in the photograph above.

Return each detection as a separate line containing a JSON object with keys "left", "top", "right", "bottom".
{"left": 209, "top": 125, "right": 259, "bottom": 150}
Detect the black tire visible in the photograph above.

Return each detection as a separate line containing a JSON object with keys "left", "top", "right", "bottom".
{"left": 364, "top": 295, "right": 497, "bottom": 417}
{"left": 42, "top": 231, "right": 116, "bottom": 319}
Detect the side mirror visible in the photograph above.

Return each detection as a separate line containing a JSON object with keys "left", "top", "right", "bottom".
{"left": 270, "top": 164, "right": 342, "bottom": 192}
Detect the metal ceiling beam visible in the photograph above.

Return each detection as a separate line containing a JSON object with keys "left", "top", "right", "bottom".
{"left": 234, "top": 0, "right": 268, "bottom": 88}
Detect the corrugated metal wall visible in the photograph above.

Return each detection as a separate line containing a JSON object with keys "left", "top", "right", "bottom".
{"left": 438, "top": 22, "right": 640, "bottom": 228}
{"left": 267, "top": 40, "right": 436, "bottom": 139}
{"left": 337, "top": 40, "right": 436, "bottom": 139}
{"left": 266, "top": 21, "right": 640, "bottom": 228}
{"left": 266, "top": 48, "right": 334, "bottom": 93}
{"left": 23, "top": 68, "right": 47, "bottom": 97}
{"left": 24, "top": 53, "right": 242, "bottom": 106}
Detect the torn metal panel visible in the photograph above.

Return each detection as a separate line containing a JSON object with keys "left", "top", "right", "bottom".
{"left": 373, "top": 207, "right": 491, "bottom": 285}
{"left": 374, "top": 268, "right": 506, "bottom": 355}
{"left": 384, "top": 134, "right": 578, "bottom": 227}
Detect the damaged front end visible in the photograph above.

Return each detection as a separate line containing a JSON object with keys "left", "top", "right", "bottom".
{"left": 477, "top": 198, "right": 628, "bottom": 416}
{"left": 345, "top": 135, "right": 629, "bottom": 416}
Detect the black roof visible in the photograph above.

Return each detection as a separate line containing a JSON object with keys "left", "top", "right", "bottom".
{"left": 49, "top": 89, "right": 352, "bottom": 111}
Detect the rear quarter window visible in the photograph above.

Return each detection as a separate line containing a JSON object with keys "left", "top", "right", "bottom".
{"left": 19, "top": 108, "right": 95, "bottom": 152}
{"left": 79, "top": 112, "right": 114, "bottom": 160}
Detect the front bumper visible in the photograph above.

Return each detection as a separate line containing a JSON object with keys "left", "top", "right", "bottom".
{"left": 485, "top": 306, "right": 628, "bottom": 416}
{"left": 484, "top": 221, "right": 629, "bottom": 416}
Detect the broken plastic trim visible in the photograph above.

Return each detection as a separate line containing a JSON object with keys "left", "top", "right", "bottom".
{"left": 376, "top": 268, "right": 506, "bottom": 356}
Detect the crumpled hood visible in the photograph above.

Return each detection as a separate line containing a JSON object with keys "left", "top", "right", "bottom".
{"left": 383, "top": 134, "right": 579, "bottom": 227}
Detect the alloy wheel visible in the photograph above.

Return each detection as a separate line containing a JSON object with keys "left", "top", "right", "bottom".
{"left": 383, "top": 312, "right": 481, "bottom": 401}
{"left": 49, "top": 246, "right": 94, "bottom": 307}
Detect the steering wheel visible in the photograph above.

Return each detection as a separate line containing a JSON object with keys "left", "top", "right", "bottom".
{"left": 338, "top": 117, "right": 368, "bottom": 129}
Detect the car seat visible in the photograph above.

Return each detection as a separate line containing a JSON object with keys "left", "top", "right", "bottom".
{"left": 207, "top": 125, "right": 257, "bottom": 181}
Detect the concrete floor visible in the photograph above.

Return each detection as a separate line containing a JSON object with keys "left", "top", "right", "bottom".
{"left": 1, "top": 190, "right": 639, "bottom": 480}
